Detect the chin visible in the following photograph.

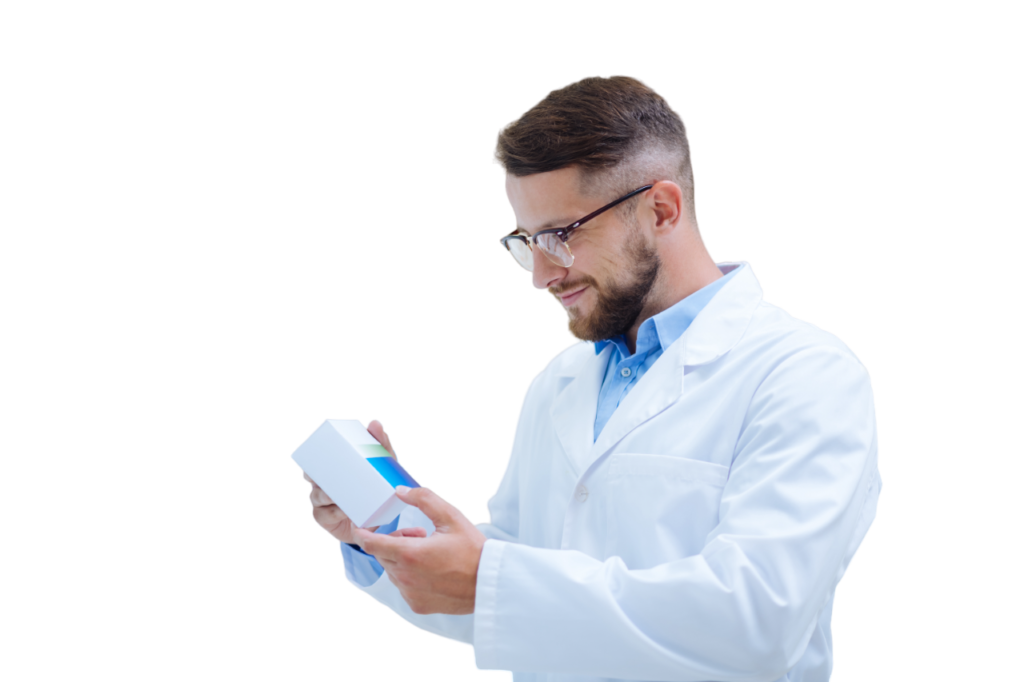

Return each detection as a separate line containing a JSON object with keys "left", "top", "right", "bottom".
{"left": 568, "top": 323, "right": 601, "bottom": 343}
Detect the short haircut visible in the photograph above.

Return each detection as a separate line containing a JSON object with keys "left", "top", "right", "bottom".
{"left": 495, "top": 76, "right": 696, "bottom": 220}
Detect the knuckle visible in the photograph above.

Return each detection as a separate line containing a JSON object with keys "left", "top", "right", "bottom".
{"left": 312, "top": 490, "right": 334, "bottom": 506}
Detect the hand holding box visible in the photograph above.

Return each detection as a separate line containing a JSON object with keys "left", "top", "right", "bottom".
{"left": 292, "top": 420, "right": 420, "bottom": 528}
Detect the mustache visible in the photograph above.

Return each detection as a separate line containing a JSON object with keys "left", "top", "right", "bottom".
{"left": 549, "top": 275, "right": 598, "bottom": 296}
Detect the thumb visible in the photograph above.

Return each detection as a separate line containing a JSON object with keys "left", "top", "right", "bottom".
{"left": 367, "top": 420, "right": 396, "bottom": 459}
{"left": 395, "top": 486, "right": 459, "bottom": 530}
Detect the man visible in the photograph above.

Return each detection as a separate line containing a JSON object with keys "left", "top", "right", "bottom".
{"left": 305, "top": 76, "right": 880, "bottom": 682}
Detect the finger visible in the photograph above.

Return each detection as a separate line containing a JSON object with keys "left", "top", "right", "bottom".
{"left": 310, "top": 486, "right": 335, "bottom": 507}
{"left": 352, "top": 527, "right": 410, "bottom": 561}
{"left": 389, "top": 527, "right": 428, "bottom": 538}
{"left": 393, "top": 485, "right": 454, "bottom": 528}
{"left": 303, "top": 472, "right": 321, "bottom": 489}
{"left": 391, "top": 527, "right": 428, "bottom": 538}
{"left": 311, "top": 501, "right": 348, "bottom": 528}
{"left": 366, "top": 417, "right": 393, "bottom": 454}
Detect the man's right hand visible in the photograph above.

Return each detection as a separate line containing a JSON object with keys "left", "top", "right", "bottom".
{"left": 306, "top": 419, "right": 398, "bottom": 544}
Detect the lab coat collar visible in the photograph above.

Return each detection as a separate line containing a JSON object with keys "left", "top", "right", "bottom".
{"left": 550, "top": 262, "right": 763, "bottom": 476}
{"left": 678, "top": 262, "right": 760, "bottom": 368}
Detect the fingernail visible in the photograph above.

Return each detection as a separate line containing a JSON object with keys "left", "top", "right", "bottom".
{"left": 396, "top": 485, "right": 410, "bottom": 494}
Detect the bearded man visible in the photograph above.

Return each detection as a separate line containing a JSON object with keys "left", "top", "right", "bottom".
{"left": 305, "top": 76, "right": 880, "bottom": 682}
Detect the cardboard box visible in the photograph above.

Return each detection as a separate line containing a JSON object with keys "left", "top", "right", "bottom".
{"left": 292, "top": 419, "right": 419, "bottom": 528}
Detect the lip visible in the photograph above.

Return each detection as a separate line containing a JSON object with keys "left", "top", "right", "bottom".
{"left": 558, "top": 286, "right": 588, "bottom": 307}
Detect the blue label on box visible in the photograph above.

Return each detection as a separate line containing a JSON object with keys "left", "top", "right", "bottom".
{"left": 366, "top": 456, "right": 419, "bottom": 489}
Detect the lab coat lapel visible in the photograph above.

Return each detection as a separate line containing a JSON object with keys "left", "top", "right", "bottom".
{"left": 550, "top": 344, "right": 611, "bottom": 476}
{"left": 588, "top": 338, "right": 685, "bottom": 466}
{"left": 585, "top": 263, "right": 764, "bottom": 471}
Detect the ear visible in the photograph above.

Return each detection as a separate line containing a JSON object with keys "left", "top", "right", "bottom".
{"left": 647, "top": 181, "right": 685, "bottom": 235}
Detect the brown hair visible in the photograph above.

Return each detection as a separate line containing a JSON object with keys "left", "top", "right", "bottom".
{"left": 496, "top": 76, "right": 695, "bottom": 217}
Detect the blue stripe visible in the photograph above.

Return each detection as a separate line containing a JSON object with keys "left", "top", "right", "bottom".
{"left": 366, "top": 457, "right": 420, "bottom": 489}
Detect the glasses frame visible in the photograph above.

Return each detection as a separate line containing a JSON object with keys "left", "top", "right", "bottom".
{"left": 499, "top": 184, "right": 654, "bottom": 270}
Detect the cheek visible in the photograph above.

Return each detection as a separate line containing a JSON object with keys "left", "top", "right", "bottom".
{"left": 594, "top": 250, "right": 620, "bottom": 274}
{"left": 569, "top": 234, "right": 618, "bottom": 278}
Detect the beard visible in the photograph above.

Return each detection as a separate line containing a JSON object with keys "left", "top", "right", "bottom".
{"left": 555, "top": 229, "right": 660, "bottom": 342}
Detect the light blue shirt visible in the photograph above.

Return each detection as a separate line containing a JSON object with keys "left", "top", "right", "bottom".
{"left": 343, "top": 264, "right": 743, "bottom": 583}
{"left": 593, "top": 264, "right": 741, "bottom": 440}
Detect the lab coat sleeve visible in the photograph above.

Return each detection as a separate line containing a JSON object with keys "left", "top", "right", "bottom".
{"left": 473, "top": 347, "right": 880, "bottom": 682}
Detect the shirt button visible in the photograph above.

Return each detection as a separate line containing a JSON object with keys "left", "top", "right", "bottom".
{"left": 620, "top": 367, "right": 632, "bottom": 378}
{"left": 575, "top": 484, "right": 589, "bottom": 502}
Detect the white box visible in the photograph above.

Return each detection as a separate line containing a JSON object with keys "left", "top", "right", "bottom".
{"left": 292, "top": 419, "right": 420, "bottom": 528}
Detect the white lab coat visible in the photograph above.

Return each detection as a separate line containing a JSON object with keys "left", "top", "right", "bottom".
{"left": 347, "top": 263, "right": 880, "bottom": 682}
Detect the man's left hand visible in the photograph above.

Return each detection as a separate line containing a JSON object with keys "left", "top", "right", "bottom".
{"left": 352, "top": 486, "right": 486, "bottom": 615}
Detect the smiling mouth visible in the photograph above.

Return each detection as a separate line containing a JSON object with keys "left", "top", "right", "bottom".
{"left": 557, "top": 286, "right": 588, "bottom": 307}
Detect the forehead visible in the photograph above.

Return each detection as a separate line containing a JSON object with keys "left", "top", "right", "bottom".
{"left": 505, "top": 167, "right": 595, "bottom": 235}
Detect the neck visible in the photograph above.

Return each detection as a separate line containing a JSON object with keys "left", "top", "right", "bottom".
{"left": 624, "top": 238, "right": 722, "bottom": 353}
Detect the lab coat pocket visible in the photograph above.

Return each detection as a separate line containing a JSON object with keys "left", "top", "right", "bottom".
{"left": 606, "top": 454, "right": 729, "bottom": 569}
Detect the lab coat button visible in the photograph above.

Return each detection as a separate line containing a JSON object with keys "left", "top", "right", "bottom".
{"left": 575, "top": 484, "right": 588, "bottom": 502}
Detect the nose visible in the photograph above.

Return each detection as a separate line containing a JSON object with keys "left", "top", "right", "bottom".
{"left": 532, "top": 249, "right": 567, "bottom": 290}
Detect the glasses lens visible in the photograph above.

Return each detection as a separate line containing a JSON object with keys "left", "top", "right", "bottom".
{"left": 536, "top": 232, "right": 574, "bottom": 267}
{"left": 505, "top": 238, "right": 534, "bottom": 271}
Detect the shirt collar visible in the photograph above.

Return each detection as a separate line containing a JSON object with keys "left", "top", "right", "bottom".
{"left": 594, "top": 263, "right": 744, "bottom": 357}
